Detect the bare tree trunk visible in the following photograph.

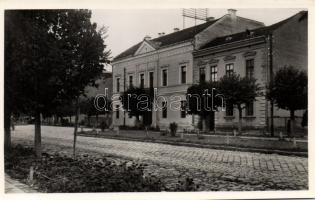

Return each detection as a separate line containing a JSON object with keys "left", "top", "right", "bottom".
{"left": 238, "top": 106, "right": 242, "bottom": 134}
{"left": 290, "top": 110, "right": 295, "bottom": 138}
{"left": 34, "top": 110, "right": 41, "bottom": 158}
{"left": 73, "top": 98, "right": 80, "bottom": 158}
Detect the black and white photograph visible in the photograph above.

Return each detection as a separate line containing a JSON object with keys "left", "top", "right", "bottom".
{"left": 2, "top": 0, "right": 315, "bottom": 199}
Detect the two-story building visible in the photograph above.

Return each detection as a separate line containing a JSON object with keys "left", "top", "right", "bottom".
{"left": 193, "top": 11, "right": 307, "bottom": 131}
{"left": 111, "top": 9, "right": 265, "bottom": 130}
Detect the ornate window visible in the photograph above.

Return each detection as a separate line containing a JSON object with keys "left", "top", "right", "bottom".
{"left": 246, "top": 59, "right": 254, "bottom": 79}
{"left": 199, "top": 67, "right": 206, "bottom": 82}
{"left": 210, "top": 65, "right": 218, "bottom": 82}
{"left": 225, "top": 63, "right": 234, "bottom": 77}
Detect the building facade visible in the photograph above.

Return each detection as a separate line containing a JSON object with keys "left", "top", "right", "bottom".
{"left": 111, "top": 9, "right": 307, "bottom": 132}
{"left": 193, "top": 11, "right": 307, "bottom": 130}
{"left": 111, "top": 9, "right": 264, "bottom": 130}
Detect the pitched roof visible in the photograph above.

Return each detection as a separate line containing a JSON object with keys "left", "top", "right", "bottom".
{"left": 113, "top": 18, "right": 220, "bottom": 61}
{"left": 200, "top": 11, "right": 307, "bottom": 50}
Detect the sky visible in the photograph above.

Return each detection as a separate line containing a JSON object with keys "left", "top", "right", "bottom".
{"left": 91, "top": 8, "right": 306, "bottom": 60}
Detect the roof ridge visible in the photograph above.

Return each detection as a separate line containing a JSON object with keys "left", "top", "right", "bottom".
{"left": 150, "top": 17, "right": 221, "bottom": 42}
{"left": 199, "top": 11, "right": 307, "bottom": 50}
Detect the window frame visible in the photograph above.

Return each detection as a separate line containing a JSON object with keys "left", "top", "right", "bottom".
{"left": 162, "top": 101, "right": 167, "bottom": 118}
{"left": 245, "top": 101, "right": 254, "bottom": 116}
{"left": 148, "top": 71, "right": 154, "bottom": 88}
{"left": 180, "top": 65, "right": 187, "bottom": 84}
{"left": 246, "top": 59, "right": 254, "bottom": 79}
{"left": 199, "top": 66, "right": 206, "bottom": 82}
{"left": 225, "top": 63, "right": 234, "bottom": 77}
{"left": 180, "top": 100, "right": 186, "bottom": 118}
{"left": 225, "top": 102, "right": 234, "bottom": 116}
{"left": 210, "top": 65, "right": 218, "bottom": 82}
{"left": 161, "top": 69, "right": 168, "bottom": 87}
{"left": 116, "top": 77, "right": 120, "bottom": 93}
{"left": 115, "top": 105, "right": 120, "bottom": 119}
{"left": 129, "top": 75, "right": 133, "bottom": 88}
{"left": 139, "top": 73, "right": 145, "bottom": 88}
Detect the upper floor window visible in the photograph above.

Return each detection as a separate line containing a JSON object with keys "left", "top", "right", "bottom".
{"left": 210, "top": 65, "right": 218, "bottom": 82}
{"left": 129, "top": 75, "right": 133, "bottom": 88}
{"left": 139, "top": 73, "right": 145, "bottom": 88}
{"left": 225, "top": 63, "right": 234, "bottom": 77}
{"left": 162, "top": 69, "right": 168, "bottom": 86}
{"left": 149, "top": 71, "right": 154, "bottom": 88}
{"left": 246, "top": 59, "right": 254, "bottom": 79}
{"left": 199, "top": 67, "right": 206, "bottom": 82}
{"left": 116, "top": 77, "right": 120, "bottom": 92}
{"left": 181, "top": 66, "right": 187, "bottom": 84}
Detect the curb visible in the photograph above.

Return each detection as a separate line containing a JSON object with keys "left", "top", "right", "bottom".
{"left": 77, "top": 133, "right": 308, "bottom": 157}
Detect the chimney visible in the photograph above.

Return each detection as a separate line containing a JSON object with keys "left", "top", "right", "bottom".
{"left": 158, "top": 32, "right": 165, "bottom": 37}
{"left": 144, "top": 35, "right": 151, "bottom": 40}
{"left": 173, "top": 28, "right": 180, "bottom": 32}
{"left": 228, "top": 9, "right": 237, "bottom": 19}
{"left": 206, "top": 17, "right": 215, "bottom": 21}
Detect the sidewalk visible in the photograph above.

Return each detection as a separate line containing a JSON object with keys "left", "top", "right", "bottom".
{"left": 5, "top": 174, "right": 37, "bottom": 193}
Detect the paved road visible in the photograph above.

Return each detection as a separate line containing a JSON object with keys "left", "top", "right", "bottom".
{"left": 11, "top": 125, "right": 308, "bottom": 191}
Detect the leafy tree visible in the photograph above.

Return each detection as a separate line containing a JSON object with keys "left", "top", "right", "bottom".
{"left": 5, "top": 10, "right": 110, "bottom": 157}
{"left": 5, "top": 10, "right": 66, "bottom": 155}
{"left": 268, "top": 66, "right": 307, "bottom": 137}
{"left": 219, "top": 73, "right": 262, "bottom": 134}
{"left": 186, "top": 81, "right": 221, "bottom": 131}
{"left": 121, "top": 86, "right": 153, "bottom": 127}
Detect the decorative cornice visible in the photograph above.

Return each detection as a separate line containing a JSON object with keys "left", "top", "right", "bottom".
{"left": 179, "top": 60, "right": 190, "bottom": 65}
{"left": 223, "top": 55, "right": 236, "bottom": 61}
{"left": 243, "top": 51, "right": 257, "bottom": 57}
{"left": 160, "top": 64, "right": 169, "bottom": 68}
{"left": 197, "top": 60, "right": 208, "bottom": 66}
{"left": 208, "top": 58, "right": 219, "bottom": 64}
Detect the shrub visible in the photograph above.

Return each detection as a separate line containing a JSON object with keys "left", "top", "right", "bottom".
{"left": 160, "top": 131, "right": 168, "bottom": 136}
{"left": 169, "top": 122, "right": 178, "bottom": 137}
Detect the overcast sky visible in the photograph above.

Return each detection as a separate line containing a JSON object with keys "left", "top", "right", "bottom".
{"left": 91, "top": 8, "right": 305, "bottom": 59}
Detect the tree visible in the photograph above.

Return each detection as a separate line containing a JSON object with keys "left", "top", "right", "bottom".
{"left": 186, "top": 81, "right": 221, "bottom": 131}
{"left": 268, "top": 66, "right": 307, "bottom": 137}
{"left": 5, "top": 10, "right": 67, "bottom": 156}
{"left": 121, "top": 86, "right": 153, "bottom": 128}
{"left": 219, "top": 73, "right": 262, "bottom": 134}
{"left": 5, "top": 10, "right": 110, "bottom": 157}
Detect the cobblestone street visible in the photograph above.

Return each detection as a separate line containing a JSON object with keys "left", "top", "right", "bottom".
{"left": 10, "top": 125, "right": 308, "bottom": 191}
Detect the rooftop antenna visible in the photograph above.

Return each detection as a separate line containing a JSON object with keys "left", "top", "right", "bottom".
{"left": 182, "top": 8, "right": 208, "bottom": 29}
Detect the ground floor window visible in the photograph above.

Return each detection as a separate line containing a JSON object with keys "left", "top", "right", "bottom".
{"left": 116, "top": 105, "right": 119, "bottom": 119}
{"left": 162, "top": 101, "right": 167, "bottom": 118}
{"left": 245, "top": 101, "right": 254, "bottom": 116}
{"left": 180, "top": 100, "right": 186, "bottom": 118}
{"left": 226, "top": 102, "right": 234, "bottom": 116}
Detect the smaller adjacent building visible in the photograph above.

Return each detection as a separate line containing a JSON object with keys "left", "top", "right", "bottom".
{"left": 84, "top": 70, "right": 113, "bottom": 127}
{"left": 193, "top": 11, "right": 307, "bottom": 131}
